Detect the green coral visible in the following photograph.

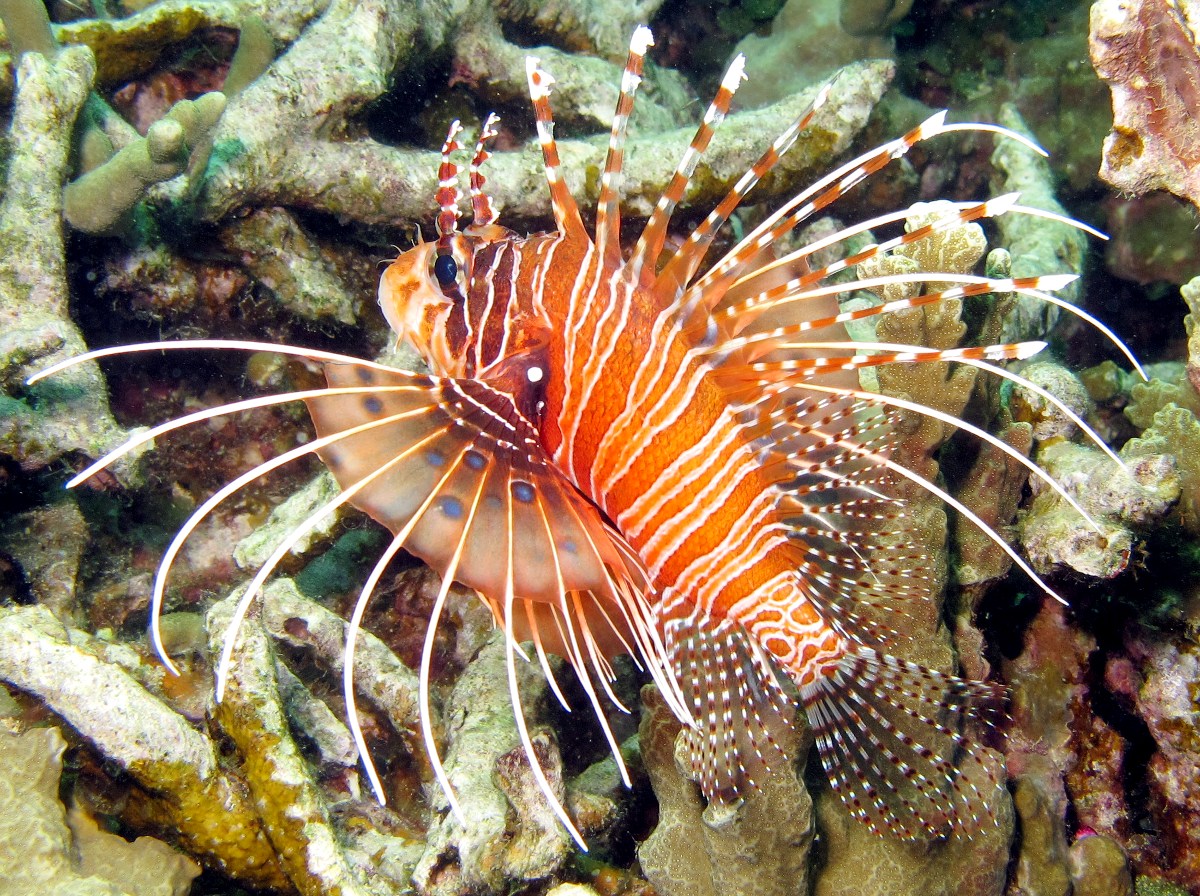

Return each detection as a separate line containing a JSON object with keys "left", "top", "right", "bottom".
{"left": 63, "top": 91, "right": 226, "bottom": 235}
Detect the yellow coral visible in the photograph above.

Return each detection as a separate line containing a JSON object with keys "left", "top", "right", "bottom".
{"left": 1124, "top": 403, "right": 1200, "bottom": 532}
{"left": 0, "top": 726, "right": 199, "bottom": 896}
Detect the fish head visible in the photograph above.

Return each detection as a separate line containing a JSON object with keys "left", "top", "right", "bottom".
{"left": 378, "top": 234, "right": 473, "bottom": 377}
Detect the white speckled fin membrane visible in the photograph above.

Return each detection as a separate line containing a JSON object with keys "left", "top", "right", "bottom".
{"left": 663, "top": 614, "right": 797, "bottom": 808}
{"left": 802, "top": 646, "right": 1007, "bottom": 839}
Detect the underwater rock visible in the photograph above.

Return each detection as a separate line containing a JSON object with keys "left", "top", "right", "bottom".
{"left": 732, "top": 0, "right": 893, "bottom": 107}
{"left": 0, "top": 726, "right": 200, "bottom": 896}
{"left": 1123, "top": 404, "right": 1200, "bottom": 534}
{"left": 206, "top": 593, "right": 395, "bottom": 896}
{"left": 1004, "top": 601, "right": 1094, "bottom": 896}
{"left": 1103, "top": 192, "right": 1200, "bottom": 287}
{"left": 234, "top": 471, "right": 346, "bottom": 570}
{"left": 255, "top": 577, "right": 423, "bottom": 745}
{"left": 0, "top": 500, "right": 89, "bottom": 624}
{"left": 0, "top": 0, "right": 322, "bottom": 89}
{"left": 1067, "top": 661, "right": 1130, "bottom": 846}
{"left": 637, "top": 684, "right": 812, "bottom": 896}
{"left": 1011, "top": 361, "right": 1092, "bottom": 442}
{"left": 492, "top": 0, "right": 667, "bottom": 62}
{"left": 987, "top": 2, "right": 1113, "bottom": 194}
{"left": 450, "top": 9, "right": 691, "bottom": 132}
{"left": 217, "top": 208, "right": 364, "bottom": 325}
{"left": 953, "top": 419, "right": 1033, "bottom": 677}
{"left": 812, "top": 751, "right": 1012, "bottom": 896}
{"left": 1089, "top": 0, "right": 1200, "bottom": 213}
{"left": 839, "top": 0, "right": 914, "bottom": 35}
{"left": 1013, "top": 776, "right": 1072, "bottom": 896}
{"left": 546, "top": 885, "right": 602, "bottom": 896}
{"left": 1182, "top": 275, "right": 1200, "bottom": 396}
{"left": 196, "top": 0, "right": 894, "bottom": 228}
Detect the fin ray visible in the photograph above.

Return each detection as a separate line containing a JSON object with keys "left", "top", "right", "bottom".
{"left": 803, "top": 646, "right": 1005, "bottom": 839}
{"left": 308, "top": 362, "right": 637, "bottom": 605}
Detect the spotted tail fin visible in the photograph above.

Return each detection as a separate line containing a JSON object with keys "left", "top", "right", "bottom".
{"left": 801, "top": 645, "right": 1006, "bottom": 839}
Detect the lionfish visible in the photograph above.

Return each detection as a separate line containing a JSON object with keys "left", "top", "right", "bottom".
{"left": 35, "top": 26, "right": 1137, "bottom": 845}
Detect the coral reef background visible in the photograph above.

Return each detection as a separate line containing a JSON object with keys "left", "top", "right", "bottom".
{"left": 1, "top": 0, "right": 1198, "bottom": 894}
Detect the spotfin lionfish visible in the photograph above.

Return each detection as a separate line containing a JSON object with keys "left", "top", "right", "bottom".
{"left": 34, "top": 26, "right": 1140, "bottom": 846}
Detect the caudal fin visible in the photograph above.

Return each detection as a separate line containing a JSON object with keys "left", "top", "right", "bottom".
{"left": 801, "top": 645, "right": 1006, "bottom": 839}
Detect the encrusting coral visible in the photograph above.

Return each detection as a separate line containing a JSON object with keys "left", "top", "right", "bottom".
{"left": 637, "top": 684, "right": 813, "bottom": 896}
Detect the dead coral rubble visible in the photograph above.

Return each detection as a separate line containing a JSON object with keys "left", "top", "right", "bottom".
{"left": 0, "top": 604, "right": 289, "bottom": 889}
{"left": 191, "top": 0, "right": 895, "bottom": 227}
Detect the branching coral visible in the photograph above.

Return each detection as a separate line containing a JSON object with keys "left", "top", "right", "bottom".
{"left": 64, "top": 91, "right": 226, "bottom": 234}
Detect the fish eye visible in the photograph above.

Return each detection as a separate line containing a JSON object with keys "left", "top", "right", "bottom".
{"left": 433, "top": 253, "right": 458, "bottom": 288}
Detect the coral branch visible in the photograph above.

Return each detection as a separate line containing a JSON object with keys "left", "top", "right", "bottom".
{"left": 0, "top": 45, "right": 133, "bottom": 471}
{"left": 64, "top": 91, "right": 226, "bottom": 234}
{"left": 0, "top": 605, "right": 289, "bottom": 889}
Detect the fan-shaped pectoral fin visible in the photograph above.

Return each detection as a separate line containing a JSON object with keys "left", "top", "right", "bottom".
{"left": 303, "top": 361, "right": 647, "bottom": 624}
